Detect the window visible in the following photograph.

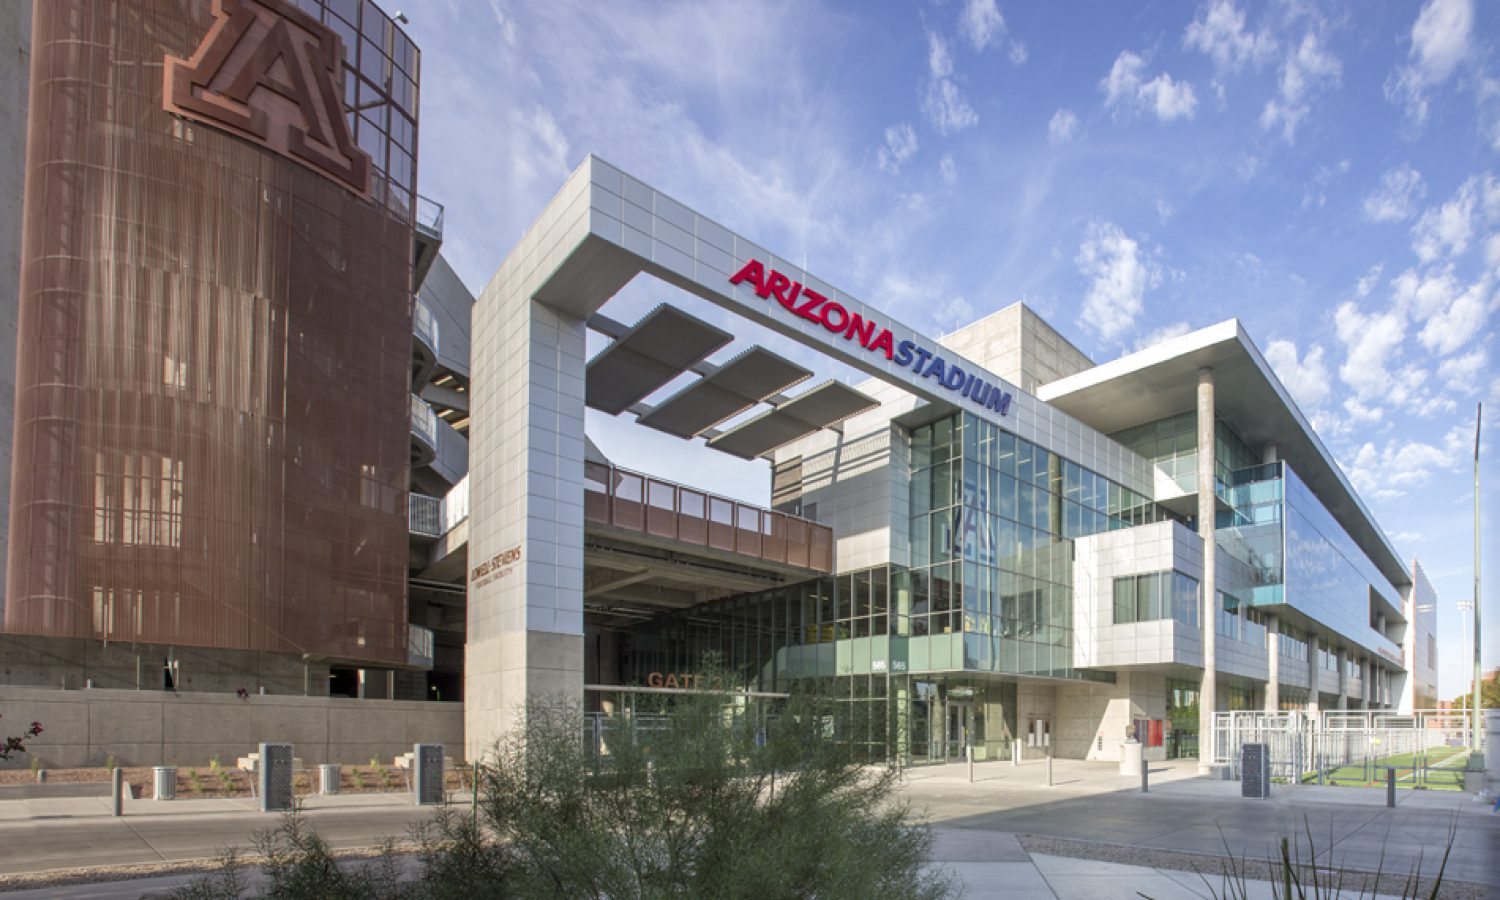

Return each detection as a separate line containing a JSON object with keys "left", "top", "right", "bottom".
{"left": 1113, "top": 571, "right": 1199, "bottom": 626}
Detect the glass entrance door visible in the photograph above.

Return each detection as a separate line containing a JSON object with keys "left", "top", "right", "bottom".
{"left": 946, "top": 702, "right": 975, "bottom": 761}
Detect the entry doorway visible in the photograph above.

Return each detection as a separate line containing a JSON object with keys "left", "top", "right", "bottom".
{"left": 945, "top": 702, "right": 978, "bottom": 761}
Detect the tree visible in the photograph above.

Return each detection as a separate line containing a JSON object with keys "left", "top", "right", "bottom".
{"left": 1448, "top": 676, "right": 1500, "bottom": 710}
{"left": 175, "top": 680, "right": 953, "bottom": 899}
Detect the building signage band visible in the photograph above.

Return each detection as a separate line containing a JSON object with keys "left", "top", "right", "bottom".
{"left": 164, "top": 0, "right": 373, "bottom": 197}
{"left": 729, "top": 260, "right": 1013, "bottom": 416}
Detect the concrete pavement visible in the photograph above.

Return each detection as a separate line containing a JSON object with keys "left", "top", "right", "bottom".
{"left": 0, "top": 759, "right": 1493, "bottom": 898}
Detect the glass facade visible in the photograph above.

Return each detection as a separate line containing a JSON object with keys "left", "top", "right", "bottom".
{"left": 910, "top": 413, "right": 1157, "bottom": 680}
{"left": 1111, "top": 571, "right": 1200, "bottom": 627}
{"left": 1110, "top": 413, "right": 1256, "bottom": 497}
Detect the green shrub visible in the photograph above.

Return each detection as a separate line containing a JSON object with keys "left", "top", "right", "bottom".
{"left": 173, "top": 676, "right": 953, "bottom": 899}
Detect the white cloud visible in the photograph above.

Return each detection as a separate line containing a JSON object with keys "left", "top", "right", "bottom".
{"left": 959, "top": 0, "right": 1005, "bottom": 51}
{"left": 933, "top": 294, "right": 976, "bottom": 333}
{"left": 1411, "top": 177, "right": 1479, "bottom": 262}
{"left": 1438, "top": 347, "right": 1488, "bottom": 392}
{"left": 1345, "top": 423, "right": 1470, "bottom": 499}
{"left": 1260, "top": 32, "right": 1341, "bottom": 143}
{"left": 1075, "top": 220, "right": 1162, "bottom": 342}
{"left": 1265, "top": 339, "right": 1332, "bottom": 412}
{"left": 1334, "top": 300, "right": 1406, "bottom": 398}
{"left": 1361, "top": 164, "right": 1427, "bottom": 223}
{"left": 923, "top": 31, "right": 978, "bottom": 134}
{"left": 1048, "top": 108, "right": 1080, "bottom": 145}
{"left": 1418, "top": 280, "right": 1490, "bottom": 355}
{"left": 1302, "top": 158, "right": 1352, "bottom": 209}
{"left": 928, "top": 31, "right": 953, "bottom": 78}
{"left": 1100, "top": 51, "right": 1198, "bottom": 122}
{"left": 1355, "top": 264, "right": 1384, "bottom": 298}
{"left": 1008, "top": 41, "right": 1028, "bottom": 66}
{"left": 939, "top": 153, "right": 958, "bottom": 186}
{"left": 1182, "top": 0, "right": 1275, "bottom": 74}
{"left": 1386, "top": 0, "right": 1475, "bottom": 127}
{"left": 1133, "top": 321, "right": 1192, "bottom": 352}
{"left": 923, "top": 78, "right": 979, "bottom": 134}
{"left": 877, "top": 123, "right": 918, "bottom": 174}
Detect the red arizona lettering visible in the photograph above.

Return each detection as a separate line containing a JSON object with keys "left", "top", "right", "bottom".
{"left": 844, "top": 312, "right": 876, "bottom": 347}
{"left": 729, "top": 259, "right": 768, "bottom": 296}
{"left": 869, "top": 328, "right": 895, "bottom": 360}
{"left": 765, "top": 271, "right": 793, "bottom": 305}
{"left": 795, "top": 288, "right": 827, "bottom": 323}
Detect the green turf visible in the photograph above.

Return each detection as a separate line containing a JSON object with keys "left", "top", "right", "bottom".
{"left": 1300, "top": 747, "right": 1469, "bottom": 791}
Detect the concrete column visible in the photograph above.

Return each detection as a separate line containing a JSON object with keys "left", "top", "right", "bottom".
{"left": 1196, "top": 367, "right": 1218, "bottom": 770}
{"left": 1264, "top": 615, "right": 1280, "bottom": 712}
{"left": 1361, "top": 655, "right": 1374, "bottom": 709}
{"left": 1261, "top": 442, "right": 1279, "bottom": 464}
{"left": 1306, "top": 632, "right": 1320, "bottom": 715}
{"left": 1336, "top": 647, "right": 1349, "bottom": 710}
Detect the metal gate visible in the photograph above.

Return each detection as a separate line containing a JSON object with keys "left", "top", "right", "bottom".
{"left": 1215, "top": 710, "right": 1474, "bottom": 790}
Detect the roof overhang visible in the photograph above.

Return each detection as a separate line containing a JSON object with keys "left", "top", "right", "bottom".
{"left": 1037, "top": 320, "right": 1411, "bottom": 589}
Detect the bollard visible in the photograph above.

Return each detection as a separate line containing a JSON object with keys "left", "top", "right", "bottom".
{"left": 1047, "top": 748, "right": 1054, "bottom": 787}
{"left": 111, "top": 768, "right": 124, "bottom": 817}
{"left": 318, "top": 763, "right": 340, "bottom": 795}
{"left": 1012, "top": 739, "right": 1022, "bottom": 767}
{"left": 1141, "top": 757, "right": 1149, "bottom": 793}
{"left": 35, "top": 769, "right": 45, "bottom": 784}
{"left": 1386, "top": 767, "right": 1395, "bottom": 808}
{"left": 966, "top": 745, "right": 974, "bottom": 783}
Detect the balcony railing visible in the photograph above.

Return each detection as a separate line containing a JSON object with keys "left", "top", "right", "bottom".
{"left": 583, "top": 461, "right": 833, "bottom": 572}
{"left": 411, "top": 393, "right": 438, "bottom": 452}
{"left": 408, "top": 624, "right": 434, "bottom": 669}
{"left": 415, "top": 194, "right": 444, "bottom": 240}
{"left": 410, "top": 493, "right": 442, "bottom": 537}
{"left": 413, "top": 297, "right": 439, "bottom": 357}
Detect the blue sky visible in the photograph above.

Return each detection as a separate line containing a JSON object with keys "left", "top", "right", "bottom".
{"left": 404, "top": 0, "right": 1497, "bottom": 700}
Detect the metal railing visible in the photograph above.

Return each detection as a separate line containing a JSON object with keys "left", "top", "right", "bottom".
{"left": 409, "top": 493, "right": 442, "bottom": 537}
{"left": 583, "top": 461, "right": 833, "bottom": 572}
{"left": 411, "top": 394, "right": 438, "bottom": 450}
{"left": 415, "top": 194, "right": 444, "bottom": 239}
{"left": 413, "top": 297, "right": 439, "bottom": 356}
{"left": 408, "top": 624, "right": 435, "bottom": 669}
{"left": 1213, "top": 709, "right": 1478, "bottom": 789}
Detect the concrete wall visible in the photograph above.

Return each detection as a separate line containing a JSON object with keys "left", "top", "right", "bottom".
{"left": 937, "top": 303, "right": 1095, "bottom": 395}
{"left": 1054, "top": 670, "right": 1168, "bottom": 762}
{"left": 0, "top": 686, "right": 464, "bottom": 769}
{"left": 0, "top": 635, "right": 331, "bottom": 695}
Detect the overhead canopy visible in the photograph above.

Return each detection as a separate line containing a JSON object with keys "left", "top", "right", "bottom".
{"left": 708, "top": 381, "right": 879, "bottom": 460}
{"left": 1036, "top": 320, "right": 1411, "bottom": 591}
{"left": 637, "top": 347, "right": 811, "bottom": 439}
{"left": 585, "top": 304, "right": 731, "bottom": 415}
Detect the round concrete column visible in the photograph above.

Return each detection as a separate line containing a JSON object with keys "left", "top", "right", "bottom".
{"left": 1196, "top": 367, "right": 1217, "bottom": 771}
{"left": 1264, "top": 615, "right": 1280, "bottom": 712}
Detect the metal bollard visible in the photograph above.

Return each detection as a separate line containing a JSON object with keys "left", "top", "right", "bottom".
{"left": 111, "top": 768, "right": 124, "bottom": 817}
{"left": 1386, "top": 767, "right": 1396, "bottom": 808}
{"left": 1141, "top": 757, "right": 1149, "bottom": 793}
{"left": 1047, "top": 748, "right": 1054, "bottom": 787}
{"left": 966, "top": 745, "right": 974, "bottom": 783}
{"left": 1012, "top": 739, "right": 1022, "bottom": 766}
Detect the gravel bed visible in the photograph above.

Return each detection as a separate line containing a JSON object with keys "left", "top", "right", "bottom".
{"left": 1016, "top": 834, "right": 1485, "bottom": 900}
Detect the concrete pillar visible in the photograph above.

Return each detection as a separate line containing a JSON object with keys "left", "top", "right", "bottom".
{"left": 1264, "top": 615, "right": 1280, "bottom": 712}
{"left": 1196, "top": 367, "right": 1218, "bottom": 770}
{"left": 1361, "top": 655, "right": 1374, "bottom": 709}
{"left": 1261, "top": 442, "right": 1278, "bottom": 464}
{"left": 1306, "top": 632, "right": 1320, "bottom": 715}
{"left": 1336, "top": 647, "right": 1349, "bottom": 710}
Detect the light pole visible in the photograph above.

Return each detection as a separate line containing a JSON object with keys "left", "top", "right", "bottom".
{"left": 1471, "top": 402, "right": 1482, "bottom": 753}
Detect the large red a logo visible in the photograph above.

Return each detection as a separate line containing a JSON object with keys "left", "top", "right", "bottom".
{"left": 165, "top": 0, "right": 372, "bottom": 196}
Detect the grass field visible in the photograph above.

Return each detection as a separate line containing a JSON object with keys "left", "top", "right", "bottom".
{"left": 1301, "top": 746, "right": 1469, "bottom": 790}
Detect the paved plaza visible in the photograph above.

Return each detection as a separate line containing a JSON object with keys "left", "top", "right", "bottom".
{"left": 0, "top": 759, "right": 1493, "bottom": 898}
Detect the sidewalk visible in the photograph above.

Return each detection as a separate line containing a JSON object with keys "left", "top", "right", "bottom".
{"left": 0, "top": 760, "right": 1492, "bottom": 898}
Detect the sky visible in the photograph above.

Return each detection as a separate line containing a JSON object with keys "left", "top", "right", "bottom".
{"left": 401, "top": 0, "right": 1498, "bottom": 701}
